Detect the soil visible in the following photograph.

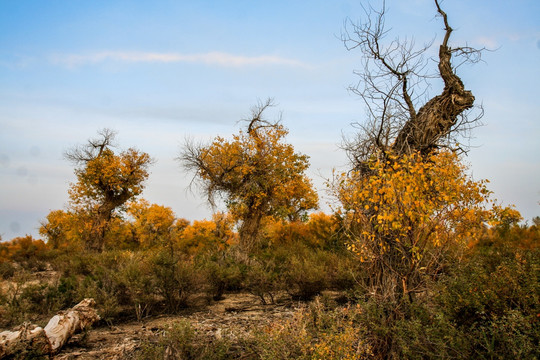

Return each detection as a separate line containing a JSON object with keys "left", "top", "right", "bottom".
{"left": 54, "top": 292, "right": 302, "bottom": 359}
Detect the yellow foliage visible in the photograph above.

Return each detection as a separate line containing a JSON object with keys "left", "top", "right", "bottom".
{"left": 66, "top": 145, "right": 151, "bottom": 251}
{"left": 68, "top": 148, "right": 151, "bottom": 211}
{"left": 0, "top": 235, "right": 48, "bottom": 263}
{"left": 263, "top": 212, "right": 340, "bottom": 249}
{"left": 196, "top": 124, "right": 318, "bottom": 222}
{"left": 178, "top": 213, "right": 237, "bottom": 255}
{"left": 332, "top": 150, "right": 508, "bottom": 297}
{"left": 127, "top": 199, "right": 179, "bottom": 248}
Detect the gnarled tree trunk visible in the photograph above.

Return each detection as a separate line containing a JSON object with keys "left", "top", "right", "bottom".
{"left": 392, "top": 2, "right": 475, "bottom": 156}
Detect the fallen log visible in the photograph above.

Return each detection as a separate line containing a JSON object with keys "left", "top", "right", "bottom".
{"left": 0, "top": 298, "right": 100, "bottom": 358}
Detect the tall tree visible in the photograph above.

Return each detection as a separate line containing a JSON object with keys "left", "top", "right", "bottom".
{"left": 65, "top": 129, "right": 152, "bottom": 251}
{"left": 181, "top": 100, "right": 318, "bottom": 253}
{"left": 334, "top": 1, "right": 495, "bottom": 303}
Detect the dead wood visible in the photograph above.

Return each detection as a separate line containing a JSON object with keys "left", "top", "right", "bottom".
{"left": 0, "top": 298, "right": 100, "bottom": 358}
{"left": 391, "top": 2, "right": 475, "bottom": 156}
{"left": 341, "top": 0, "right": 482, "bottom": 168}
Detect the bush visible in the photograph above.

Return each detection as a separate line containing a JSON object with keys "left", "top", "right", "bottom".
{"left": 150, "top": 249, "right": 201, "bottom": 312}
{"left": 0, "top": 261, "right": 16, "bottom": 279}
{"left": 244, "top": 256, "right": 283, "bottom": 305}
{"left": 136, "top": 320, "right": 232, "bottom": 360}
{"left": 116, "top": 251, "right": 156, "bottom": 320}
{"left": 198, "top": 251, "right": 246, "bottom": 301}
{"left": 283, "top": 253, "right": 328, "bottom": 300}
{"left": 245, "top": 298, "right": 371, "bottom": 360}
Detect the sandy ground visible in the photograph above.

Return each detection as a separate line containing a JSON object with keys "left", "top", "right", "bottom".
{"left": 54, "top": 292, "right": 300, "bottom": 359}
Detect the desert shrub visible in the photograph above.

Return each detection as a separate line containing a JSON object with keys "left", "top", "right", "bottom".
{"left": 136, "top": 320, "right": 232, "bottom": 360}
{"left": 433, "top": 239, "right": 540, "bottom": 359}
{"left": 283, "top": 252, "right": 328, "bottom": 300}
{"left": 243, "top": 251, "right": 285, "bottom": 304}
{"left": 45, "top": 275, "right": 78, "bottom": 311}
{"left": 150, "top": 249, "right": 201, "bottom": 312}
{"left": 0, "top": 261, "right": 16, "bottom": 279}
{"left": 198, "top": 250, "right": 247, "bottom": 301}
{"left": 116, "top": 251, "right": 157, "bottom": 320}
{"left": 245, "top": 298, "right": 371, "bottom": 360}
{"left": 324, "top": 251, "right": 359, "bottom": 292}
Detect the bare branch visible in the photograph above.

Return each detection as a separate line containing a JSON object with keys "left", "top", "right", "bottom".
{"left": 65, "top": 128, "right": 117, "bottom": 164}
{"left": 342, "top": 0, "right": 483, "bottom": 167}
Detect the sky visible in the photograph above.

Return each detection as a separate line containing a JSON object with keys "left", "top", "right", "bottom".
{"left": 1, "top": 0, "right": 539, "bottom": 241}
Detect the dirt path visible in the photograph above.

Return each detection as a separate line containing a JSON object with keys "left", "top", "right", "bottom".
{"left": 55, "top": 293, "right": 300, "bottom": 359}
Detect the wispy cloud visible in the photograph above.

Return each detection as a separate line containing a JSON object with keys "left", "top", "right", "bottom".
{"left": 474, "top": 36, "right": 499, "bottom": 49}
{"left": 50, "top": 51, "right": 309, "bottom": 68}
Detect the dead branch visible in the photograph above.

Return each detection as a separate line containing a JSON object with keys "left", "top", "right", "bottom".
{"left": 0, "top": 298, "right": 100, "bottom": 358}
{"left": 342, "top": 0, "right": 483, "bottom": 167}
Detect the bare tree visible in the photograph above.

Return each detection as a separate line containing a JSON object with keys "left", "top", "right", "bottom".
{"left": 341, "top": 0, "right": 483, "bottom": 169}
{"left": 65, "top": 128, "right": 118, "bottom": 164}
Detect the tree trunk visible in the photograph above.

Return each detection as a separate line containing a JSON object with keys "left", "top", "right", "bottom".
{"left": 0, "top": 298, "right": 100, "bottom": 358}
{"left": 238, "top": 211, "right": 263, "bottom": 254}
{"left": 392, "top": 3, "right": 475, "bottom": 156}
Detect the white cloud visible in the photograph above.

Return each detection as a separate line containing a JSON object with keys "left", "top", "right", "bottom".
{"left": 50, "top": 51, "right": 309, "bottom": 68}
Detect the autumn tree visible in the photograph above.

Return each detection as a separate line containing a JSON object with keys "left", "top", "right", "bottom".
{"left": 181, "top": 100, "right": 318, "bottom": 253}
{"left": 128, "top": 199, "right": 188, "bottom": 249}
{"left": 65, "top": 129, "right": 152, "bottom": 252}
{"left": 178, "top": 213, "right": 237, "bottom": 255}
{"left": 39, "top": 209, "right": 80, "bottom": 249}
{"left": 333, "top": 151, "right": 500, "bottom": 301}
{"left": 333, "top": 1, "right": 508, "bottom": 303}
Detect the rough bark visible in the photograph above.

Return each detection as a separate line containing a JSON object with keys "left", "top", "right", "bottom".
{"left": 0, "top": 298, "right": 100, "bottom": 358}
{"left": 391, "top": 2, "right": 475, "bottom": 156}
{"left": 238, "top": 210, "right": 264, "bottom": 254}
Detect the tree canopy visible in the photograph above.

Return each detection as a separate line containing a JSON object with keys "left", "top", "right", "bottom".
{"left": 181, "top": 100, "right": 318, "bottom": 253}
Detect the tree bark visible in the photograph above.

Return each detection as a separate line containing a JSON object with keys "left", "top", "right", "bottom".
{"left": 392, "top": 1, "right": 475, "bottom": 156}
{"left": 0, "top": 298, "right": 100, "bottom": 358}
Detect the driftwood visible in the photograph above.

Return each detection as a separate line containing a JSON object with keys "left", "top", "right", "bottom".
{"left": 0, "top": 298, "right": 100, "bottom": 358}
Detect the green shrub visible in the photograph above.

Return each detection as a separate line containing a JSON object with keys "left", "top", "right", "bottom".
{"left": 198, "top": 251, "right": 246, "bottom": 301}
{"left": 283, "top": 253, "right": 327, "bottom": 300}
{"left": 150, "top": 249, "right": 200, "bottom": 312}
{"left": 116, "top": 251, "right": 156, "bottom": 320}
{"left": 0, "top": 261, "right": 16, "bottom": 279}
{"left": 244, "top": 257, "right": 282, "bottom": 304}
{"left": 136, "top": 320, "right": 232, "bottom": 360}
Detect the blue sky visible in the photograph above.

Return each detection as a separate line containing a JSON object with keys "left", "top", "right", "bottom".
{"left": 1, "top": 0, "right": 539, "bottom": 240}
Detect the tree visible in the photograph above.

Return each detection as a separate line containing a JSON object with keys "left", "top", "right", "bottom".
{"left": 341, "top": 0, "right": 483, "bottom": 169}
{"left": 181, "top": 100, "right": 318, "bottom": 253}
{"left": 331, "top": 0, "right": 514, "bottom": 306}
{"left": 178, "top": 213, "right": 236, "bottom": 255}
{"left": 127, "top": 199, "right": 183, "bottom": 249}
{"left": 333, "top": 150, "right": 498, "bottom": 302}
{"left": 65, "top": 129, "right": 152, "bottom": 252}
{"left": 39, "top": 210, "right": 76, "bottom": 249}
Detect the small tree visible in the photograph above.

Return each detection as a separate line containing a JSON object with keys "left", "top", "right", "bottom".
{"left": 65, "top": 129, "right": 152, "bottom": 252}
{"left": 333, "top": 150, "right": 497, "bottom": 302}
{"left": 181, "top": 100, "right": 318, "bottom": 253}
{"left": 127, "top": 199, "right": 181, "bottom": 249}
